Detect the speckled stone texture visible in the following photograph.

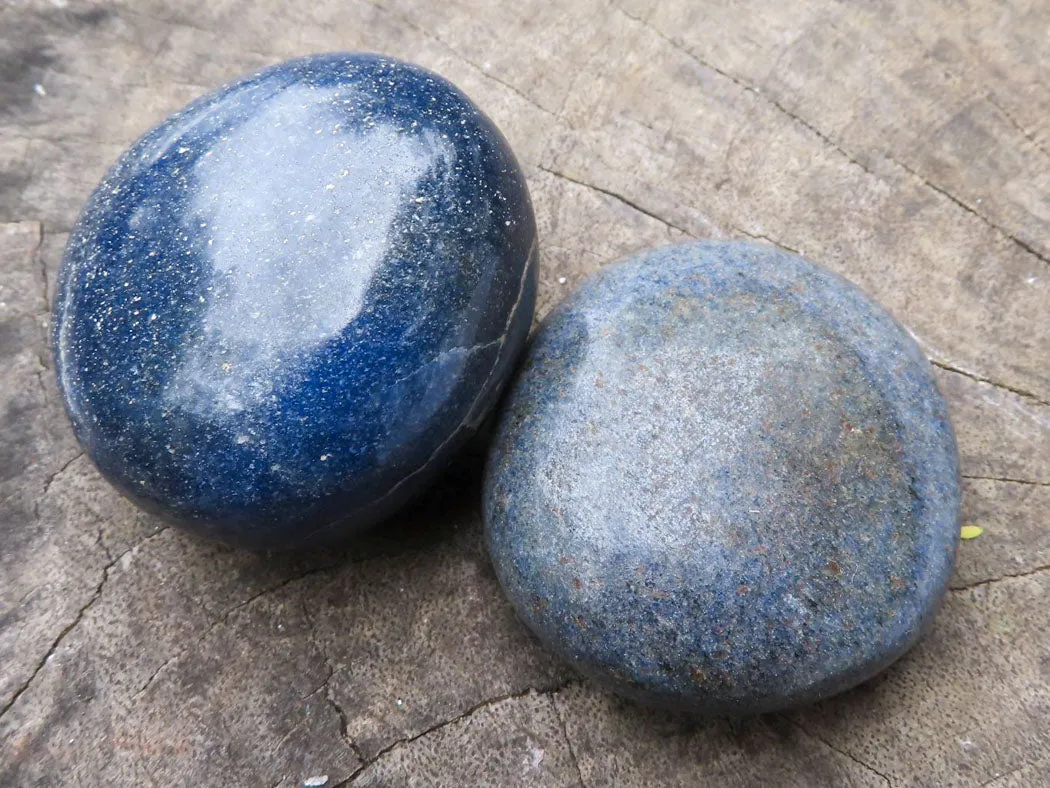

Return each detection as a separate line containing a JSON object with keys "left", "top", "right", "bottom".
{"left": 7, "top": 2, "right": 1050, "bottom": 784}
{"left": 485, "top": 240, "right": 961, "bottom": 716}
{"left": 52, "top": 53, "right": 537, "bottom": 549}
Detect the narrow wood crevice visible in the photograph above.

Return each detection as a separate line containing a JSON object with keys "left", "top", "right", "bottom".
{"left": 786, "top": 717, "right": 894, "bottom": 787}
{"left": 961, "top": 474, "right": 1050, "bottom": 488}
{"left": 338, "top": 683, "right": 580, "bottom": 785}
{"left": 950, "top": 564, "right": 1050, "bottom": 592}
{"left": 536, "top": 164, "right": 695, "bottom": 237}
{"left": 929, "top": 360, "right": 1050, "bottom": 409}
{"left": 616, "top": 7, "right": 1050, "bottom": 270}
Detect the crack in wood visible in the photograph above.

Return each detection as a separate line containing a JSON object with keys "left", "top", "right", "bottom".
{"left": 785, "top": 717, "right": 893, "bottom": 787}
{"left": 356, "top": 0, "right": 556, "bottom": 117}
{"left": 893, "top": 159, "right": 1050, "bottom": 268}
{"left": 0, "top": 527, "right": 166, "bottom": 721}
{"left": 616, "top": 7, "right": 1050, "bottom": 270}
{"left": 38, "top": 451, "right": 83, "bottom": 503}
{"left": 950, "top": 564, "right": 1050, "bottom": 592}
{"left": 132, "top": 561, "right": 343, "bottom": 702}
{"left": 985, "top": 95, "right": 1050, "bottom": 164}
{"left": 536, "top": 164, "right": 695, "bottom": 236}
{"left": 733, "top": 229, "right": 805, "bottom": 256}
{"left": 337, "top": 682, "right": 579, "bottom": 785}
{"left": 299, "top": 597, "right": 367, "bottom": 769}
{"left": 962, "top": 474, "right": 1050, "bottom": 488}
{"left": 551, "top": 691, "right": 588, "bottom": 787}
{"left": 929, "top": 360, "right": 1050, "bottom": 409}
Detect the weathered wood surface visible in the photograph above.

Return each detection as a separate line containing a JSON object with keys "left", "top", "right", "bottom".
{"left": 1, "top": 0, "right": 1048, "bottom": 785}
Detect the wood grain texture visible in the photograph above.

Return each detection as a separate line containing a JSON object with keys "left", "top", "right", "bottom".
{"left": 1, "top": 0, "right": 1047, "bottom": 785}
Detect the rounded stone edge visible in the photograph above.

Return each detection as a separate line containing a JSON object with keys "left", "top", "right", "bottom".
{"left": 482, "top": 238, "right": 962, "bottom": 715}
{"left": 51, "top": 52, "right": 540, "bottom": 551}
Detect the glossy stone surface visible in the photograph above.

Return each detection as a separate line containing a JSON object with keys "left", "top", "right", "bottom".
{"left": 484, "top": 240, "right": 961, "bottom": 716}
{"left": 53, "top": 53, "right": 537, "bottom": 550}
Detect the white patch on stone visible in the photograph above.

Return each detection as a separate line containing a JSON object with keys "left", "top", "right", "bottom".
{"left": 165, "top": 85, "right": 453, "bottom": 416}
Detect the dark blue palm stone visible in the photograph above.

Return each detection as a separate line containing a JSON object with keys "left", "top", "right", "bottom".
{"left": 53, "top": 53, "right": 537, "bottom": 550}
{"left": 484, "top": 240, "right": 960, "bottom": 715}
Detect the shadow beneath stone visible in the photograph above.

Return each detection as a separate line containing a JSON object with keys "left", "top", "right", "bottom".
{"left": 573, "top": 637, "right": 911, "bottom": 737}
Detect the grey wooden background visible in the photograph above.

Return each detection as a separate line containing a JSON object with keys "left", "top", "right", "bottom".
{"left": 1, "top": 0, "right": 1048, "bottom": 785}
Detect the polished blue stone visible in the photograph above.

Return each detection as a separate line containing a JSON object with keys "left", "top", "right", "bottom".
{"left": 53, "top": 53, "right": 537, "bottom": 550}
{"left": 485, "top": 240, "right": 960, "bottom": 715}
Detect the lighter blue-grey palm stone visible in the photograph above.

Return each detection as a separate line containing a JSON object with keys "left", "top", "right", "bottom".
{"left": 484, "top": 240, "right": 961, "bottom": 716}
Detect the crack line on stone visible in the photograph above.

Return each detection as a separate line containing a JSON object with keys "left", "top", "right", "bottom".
{"left": 536, "top": 164, "right": 694, "bottom": 237}
{"left": 616, "top": 7, "right": 1050, "bottom": 270}
{"left": 0, "top": 446, "right": 79, "bottom": 513}
{"left": 220, "top": 562, "right": 339, "bottom": 622}
{"left": 551, "top": 691, "right": 587, "bottom": 787}
{"left": 961, "top": 474, "right": 1050, "bottom": 488}
{"left": 950, "top": 563, "right": 1050, "bottom": 592}
{"left": 2, "top": 451, "right": 140, "bottom": 719}
{"left": 928, "top": 360, "right": 1050, "bottom": 408}
{"left": 269, "top": 716, "right": 311, "bottom": 761}
{"left": 387, "top": 337, "right": 504, "bottom": 391}
{"left": 94, "top": 525, "right": 113, "bottom": 562}
{"left": 326, "top": 685, "right": 365, "bottom": 765}
{"left": 131, "top": 645, "right": 194, "bottom": 702}
{"left": 35, "top": 365, "right": 50, "bottom": 407}
{"left": 299, "top": 235, "right": 534, "bottom": 545}
{"left": 786, "top": 717, "right": 893, "bottom": 787}
{"left": 301, "top": 665, "right": 335, "bottom": 703}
